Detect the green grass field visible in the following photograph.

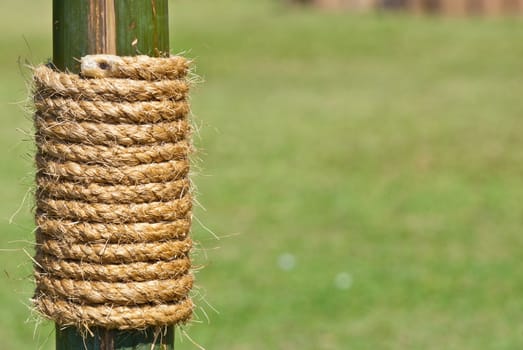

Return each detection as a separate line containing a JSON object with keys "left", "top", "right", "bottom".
{"left": 1, "top": 0, "right": 523, "bottom": 349}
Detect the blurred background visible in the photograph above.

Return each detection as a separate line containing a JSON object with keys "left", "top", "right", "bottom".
{"left": 1, "top": 0, "right": 523, "bottom": 349}
{"left": 291, "top": 0, "right": 523, "bottom": 15}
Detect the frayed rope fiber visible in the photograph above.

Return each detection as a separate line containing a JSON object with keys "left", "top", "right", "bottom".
{"left": 32, "top": 55, "right": 194, "bottom": 330}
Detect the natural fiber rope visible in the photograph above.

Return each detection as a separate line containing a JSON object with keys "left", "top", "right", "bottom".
{"left": 37, "top": 236, "right": 193, "bottom": 263}
{"left": 35, "top": 254, "right": 191, "bottom": 282}
{"left": 36, "top": 298, "right": 194, "bottom": 330}
{"left": 37, "top": 196, "right": 192, "bottom": 223}
{"left": 37, "top": 178, "right": 190, "bottom": 204}
{"left": 32, "top": 54, "right": 194, "bottom": 330}
{"left": 35, "top": 218, "right": 191, "bottom": 243}
{"left": 35, "top": 118, "right": 190, "bottom": 145}
{"left": 35, "top": 99, "right": 190, "bottom": 124}
{"left": 37, "top": 140, "right": 191, "bottom": 166}
{"left": 33, "top": 66, "right": 189, "bottom": 101}
{"left": 36, "top": 157, "right": 190, "bottom": 185}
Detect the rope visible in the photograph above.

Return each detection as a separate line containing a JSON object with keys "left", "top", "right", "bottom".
{"left": 32, "top": 54, "right": 194, "bottom": 330}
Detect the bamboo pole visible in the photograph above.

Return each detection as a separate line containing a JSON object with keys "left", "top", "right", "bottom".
{"left": 52, "top": 1, "right": 173, "bottom": 349}
{"left": 53, "top": 0, "right": 169, "bottom": 72}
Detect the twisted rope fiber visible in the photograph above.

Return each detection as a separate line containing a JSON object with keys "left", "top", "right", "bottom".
{"left": 37, "top": 178, "right": 190, "bottom": 204}
{"left": 35, "top": 254, "right": 191, "bottom": 282}
{"left": 37, "top": 157, "right": 190, "bottom": 185}
{"left": 37, "top": 196, "right": 192, "bottom": 223}
{"left": 37, "top": 140, "right": 191, "bottom": 166}
{"left": 35, "top": 117, "right": 190, "bottom": 146}
{"left": 36, "top": 234, "right": 193, "bottom": 264}
{"left": 33, "top": 55, "right": 195, "bottom": 330}
{"left": 35, "top": 218, "right": 191, "bottom": 243}
{"left": 35, "top": 98, "right": 190, "bottom": 124}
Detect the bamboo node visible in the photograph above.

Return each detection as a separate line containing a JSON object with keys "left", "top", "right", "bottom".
{"left": 32, "top": 55, "right": 194, "bottom": 330}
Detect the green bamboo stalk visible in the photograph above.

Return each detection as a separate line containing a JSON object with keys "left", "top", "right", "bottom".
{"left": 53, "top": 0, "right": 169, "bottom": 72}
{"left": 114, "top": 0, "right": 169, "bottom": 57}
{"left": 56, "top": 326, "right": 174, "bottom": 350}
{"left": 52, "top": 1, "right": 173, "bottom": 349}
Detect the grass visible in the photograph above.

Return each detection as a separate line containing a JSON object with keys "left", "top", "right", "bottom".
{"left": 1, "top": 0, "right": 523, "bottom": 348}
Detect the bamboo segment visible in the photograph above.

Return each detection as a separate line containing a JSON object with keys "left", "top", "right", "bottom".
{"left": 56, "top": 327, "right": 174, "bottom": 350}
{"left": 115, "top": 0, "right": 169, "bottom": 57}
{"left": 53, "top": 0, "right": 169, "bottom": 73}
{"left": 51, "top": 1, "right": 174, "bottom": 348}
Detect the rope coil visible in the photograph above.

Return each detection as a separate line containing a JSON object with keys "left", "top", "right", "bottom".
{"left": 32, "top": 54, "right": 194, "bottom": 330}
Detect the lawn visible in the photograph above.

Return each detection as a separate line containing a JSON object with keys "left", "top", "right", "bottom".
{"left": 1, "top": 0, "right": 523, "bottom": 349}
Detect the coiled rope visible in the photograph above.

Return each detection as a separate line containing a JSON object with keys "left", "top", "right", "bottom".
{"left": 32, "top": 55, "right": 194, "bottom": 330}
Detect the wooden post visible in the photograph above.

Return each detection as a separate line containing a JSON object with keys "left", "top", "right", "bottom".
{"left": 52, "top": 1, "right": 173, "bottom": 349}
